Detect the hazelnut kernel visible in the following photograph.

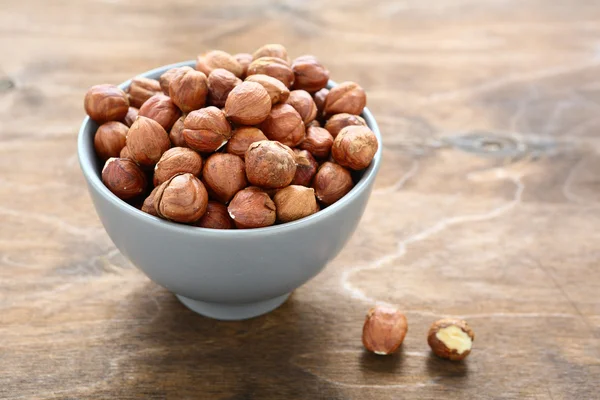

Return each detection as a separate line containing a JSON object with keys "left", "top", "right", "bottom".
{"left": 245, "top": 140, "right": 296, "bottom": 189}
{"left": 291, "top": 55, "right": 330, "bottom": 93}
{"left": 273, "top": 185, "right": 319, "bottom": 223}
{"left": 252, "top": 44, "right": 290, "bottom": 64}
{"left": 196, "top": 50, "right": 243, "bottom": 78}
{"left": 259, "top": 103, "right": 305, "bottom": 147}
{"left": 331, "top": 125, "right": 378, "bottom": 170}
{"left": 202, "top": 153, "right": 248, "bottom": 203}
{"left": 195, "top": 201, "right": 234, "bottom": 229}
{"left": 84, "top": 84, "right": 129, "bottom": 123}
{"left": 428, "top": 319, "right": 475, "bottom": 361}
{"left": 226, "top": 127, "right": 268, "bottom": 158}
{"left": 299, "top": 126, "right": 334, "bottom": 159}
{"left": 101, "top": 158, "right": 147, "bottom": 200}
{"left": 224, "top": 81, "right": 272, "bottom": 125}
{"left": 169, "top": 115, "right": 187, "bottom": 148}
{"left": 227, "top": 187, "right": 276, "bottom": 229}
{"left": 233, "top": 53, "right": 253, "bottom": 78}
{"left": 154, "top": 173, "right": 208, "bottom": 223}
{"left": 123, "top": 107, "right": 139, "bottom": 127}
{"left": 245, "top": 74, "right": 290, "bottom": 105}
{"left": 324, "top": 81, "right": 366, "bottom": 116}
{"left": 126, "top": 116, "right": 171, "bottom": 167}
{"left": 128, "top": 77, "right": 161, "bottom": 108}
{"left": 183, "top": 107, "right": 231, "bottom": 153}
{"left": 313, "top": 162, "right": 353, "bottom": 205}
{"left": 169, "top": 67, "right": 208, "bottom": 113}
{"left": 362, "top": 305, "right": 408, "bottom": 355}
{"left": 141, "top": 186, "right": 159, "bottom": 216}
{"left": 324, "top": 113, "right": 367, "bottom": 138}
{"left": 286, "top": 90, "right": 317, "bottom": 125}
{"left": 207, "top": 68, "right": 241, "bottom": 108}
{"left": 153, "top": 147, "right": 203, "bottom": 186}
{"left": 247, "top": 57, "right": 294, "bottom": 88}
{"left": 138, "top": 93, "right": 181, "bottom": 131}
{"left": 291, "top": 149, "right": 318, "bottom": 187}
{"left": 94, "top": 121, "right": 128, "bottom": 160}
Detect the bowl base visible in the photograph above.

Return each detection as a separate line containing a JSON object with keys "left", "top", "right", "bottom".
{"left": 176, "top": 293, "right": 290, "bottom": 321}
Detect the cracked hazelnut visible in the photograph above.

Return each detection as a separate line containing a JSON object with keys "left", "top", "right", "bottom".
{"left": 120, "top": 146, "right": 132, "bottom": 160}
{"left": 154, "top": 173, "right": 208, "bottom": 223}
{"left": 128, "top": 77, "right": 161, "bottom": 108}
{"left": 159, "top": 68, "right": 182, "bottom": 95}
{"left": 84, "top": 84, "right": 129, "bottom": 123}
{"left": 224, "top": 81, "right": 272, "bottom": 125}
{"left": 299, "top": 126, "right": 333, "bottom": 159}
{"left": 247, "top": 57, "right": 294, "bottom": 88}
{"left": 183, "top": 107, "right": 231, "bottom": 153}
{"left": 101, "top": 157, "right": 147, "bottom": 200}
{"left": 153, "top": 147, "right": 203, "bottom": 186}
{"left": 244, "top": 74, "right": 290, "bottom": 105}
{"left": 324, "top": 81, "right": 366, "bottom": 116}
{"left": 94, "top": 121, "right": 128, "bottom": 160}
{"left": 141, "top": 186, "right": 159, "bottom": 216}
{"left": 313, "top": 162, "right": 353, "bottom": 205}
{"left": 196, "top": 50, "right": 243, "bottom": 78}
{"left": 331, "top": 125, "right": 378, "bottom": 170}
{"left": 227, "top": 187, "right": 276, "bottom": 229}
{"left": 313, "top": 88, "right": 329, "bottom": 117}
{"left": 259, "top": 104, "right": 305, "bottom": 147}
{"left": 169, "top": 116, "right": 187, "bottom": 147}
{"left": 196, "top": 201, "right": 234, "bottom": 229}
{"left": 273, "top": 185, "right": 319, "bottom": 222}
{"left": 126, "top": 116, "right": 171, "bottom": 167}
{"left": 234, "top": 53, "right": 253, "bottom": 78}
{"left": 286, "top": 90, "right": 317, "bottom": 125}
{"left": 324, "top": 113, "right": 367, "bottom": 138}
{"left": 362, "top": 305, "right": 408, "bottom": 355}
{"left": 428, "top": 319, "right": 474, "bottom": 361}
{"left": 226, "top": 127, "right": 268, "bottom": 158}
{"left": 202, "top": 153, "right": 247, "bottom": 203}
{"left": 245, "top": 140, "right": 296, "bottom": 189}
{"left": 169, "top": 67, "right": 208, "bottom": 113}
{"left": 252, "top": 44, "right": 290, "bottom": 64}
{"left": 207, "top": 68, "right": 241, "bottom": 108}
{"left": 291, "top": 149, "right": 318, "bottom": 187}
{"left": 138, "top": 93, "right": 181, "bottom": 131}
{"left": 123, "top": 107, "right": 139, "bottom": 127}
{"left": 292, "top": 55, "right": 329, "bottom": 93}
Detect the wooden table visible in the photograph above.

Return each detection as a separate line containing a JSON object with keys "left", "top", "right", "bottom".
{"left": 1, "top": 0, "right": 599, "bottom": 398}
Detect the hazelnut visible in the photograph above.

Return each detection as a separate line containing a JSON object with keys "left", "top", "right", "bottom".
{"left": 153, "top": 147, "right": 203, "bottom": 186}
{"left": 224, "top": 81, "right": 272, "bottom": 125}
{"left": 307, "top": 120, "right": 320, "bottom": 128}
{"left": 286, "top": 90, "right": 317, "bottom": 125}
{"left": 101, "top": 157, "right": 147, "bottom": 200}
{"left": 291, "top": 55, "right": 330, "bottom": 93}
{"left": 169, "top": 67, "right": 208, "bottom": 113}
{"left": 244, "top": 74, "right": 290, "bottom": 105}
{"left": 227, "top": 187, "right": 276, "bottom": 229}
{"left": 247, "top": 57, "right": 294, "bottom": 88}
{"left": 196, "top": 50, "right": 243, "bottom": 78}
{"left": 126, "top": 116, "right": 171, "bottom": 167}
{"left": 245, "top": 140, "right": 296, "bottom": 189}
{"left": 123, "top": 107, "right": 139, "bottom": 127}
{"left": 159, "top": 68, "right": 182, "bottom": 95}
{"left": 183, "top": 107, "right": 232, "bottom": 153}
{"left": 313, "top": 162, "right": 353, "bottom": 205}
{"left": 234, "top": 53, "right": 253, "bottom": 78}
{"left": 259, "top": 104, "right": 305, "bottom": 147}
{"left": 84, "top": 84, "right": 129, "bottom": 123}
{"left": 291, "top": 149, "right": 318, "bottom": 187}
{"left": 154, "top": 173, "right": 208, "bottom": 223}
{"left": 202, "top": 153, "right": 248, "bottom": 203}
{"left": 207, "top": 68, "right": 241, "bottom": 108}
{"left": 169, "top": 115, "right": 187, "bottom": 147}
{"left": 128, "top": 77, "right": 161, "bottom": 108}
{"left": 195, "top": 201, "right": 234, "bottom": 229}
{"left": 252, "top": 44, "right": 290, "bottom": 64}
{"left": 299, "top": 126, "right": 333, "bottom": 159}
{"left": 138, "top": 93, "right": 181, "bottom": 131}
{"left": 362, "top": 305, "right": 408, "bottom": 355}
{"left": 324, "top": 113, "right": 367, "bottom": 138}
{"left": 428, "top": 319, "right": 475, "bottom": 361}
{"left": 331, "top": 125, "right": 378, "bottom": 170}
{"left": 313, "top": 88, "right": 329, "bottom": 116}
{"left": 94, "top": 121, "right": 128, "bottom": 160}
{"left": 226, "top": 127, "right": 268, "bottom": 158}
{"left": 141, "top": 186, "right": 159, "bottom": 216}
{"left": 120, "top": 146, "right": 132, "bottom": 159}
{"left": 273, "top": 185, "right": 319, "bottom": 222}
{"left": 324, "top": 81, "right": 367, "bottom": 116}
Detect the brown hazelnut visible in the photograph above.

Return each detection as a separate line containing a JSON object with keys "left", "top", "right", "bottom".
{"left": 154, "top": 173, "right": 208, "bottom": 223}
{"left": 202, "top": 153, "right": 248, "bottom": 203}
{"left": 299, "top": 126, "right": 333, "bottom": 159}
{"left": 169, "top": 67, "right": 208, "bottom": 113}
{"left": 331, "top": 125, "right": 378, "bottom": 170}
{"left": 244, "top": 74, "right": 290, "bottom": 105}
{"left": 196, "top": 50, "right": 243, "bottom": 78}
{"left": 123, "top": 107, "right": 139, "bottom": 127}
{"left": 138, "top": 93, "right": 181, "bottom": 131}
{"left": 94, "top": 121, "right": 128, "bottom": 160}
{"left": 313, "top": 88, "right": 329, "bottom": 116}
{"left": 226, "top": 127, "right": 268, "bottom": 158}
{"left": 247, "top": 57, "right": 294, "bottom": 88}
{"left": 362, "top": 305, "right": 408, "bottom": 355}
{"left": 292, "top": 55, "right": 330, "bottom": 93}
{"left": 234, "top": 53, "right": 253, "bottom": 78}
{"left": 313, "top": 162, "right": 353, "bottom": 205}
{"left": 141, "top": 186, "right": 159, "bottom": 216}
{"left": 252, "top": 44, "right": 290, "bottom": 64}
{"left": 307, "top": 120, "right": 320, "bottom": 128}
{"left": 207, "top": 68, "right": 241, "bottom": 108}
{"left": 159, "top": 68, "right": 182, "bottom": 95}
{"left": 324, "top": 113, "right": 367, "bottom": 138}
{"left": 153, "top": 147, "right": 203, "bottom": 186}
{"left": 183, "top": 107, "right": 232, "bottom": 153}
{"left": 291, "top": 149, "right": 318, "bottom": 187}
{"left": 273, "top": 185, "right": 319, "bottom": 223}
{"left": 101, "top": 157, "right": 147, "bottom": 200}
{"left": 224, "top": 81, "right": 272, "bottom": 125}
{"left": 286, "top": 90, "right": 317, "bottom": 125}
{"left": 259, "top": 104, "right": 305, "bottom": 147}
{"left": 126, "top": 116, "right": 171, "bottom": 167}
{"left": 128, "top": 77, "right": 161, "bottom": 108}
{"left": 195, "top": 201, "right": 234, "bottom": 229}
{"left": 227, "top": 187, "right": 276, "bottom": 229}
{"left": 169, "top": 115, "right": 187, "bottom": 147}
{"left": 428, "top": 319, "right": 475, "bottom": 361}
{"left": 120, "top": 146, "right": 132, "bottom": 159}
{"left": 245, "top": 140, "right": 296, "bottom": 189}
{"left": 84, "top": 84, "right": 129, "bottom": 123}
{"left": 324, "top": 81, "right": 366, "bottom": 116}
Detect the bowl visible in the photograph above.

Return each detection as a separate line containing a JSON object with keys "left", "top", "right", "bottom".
{"left": 78, "top": 61, "right": 382, "bottom": 320}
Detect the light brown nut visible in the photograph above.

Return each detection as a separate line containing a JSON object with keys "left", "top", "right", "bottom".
{"left": 428, "top": 319, "right": 475, "bottom": 361}
{"left": 169, "top": 67, "right": 208, "bottom": 113}
{"left": 234, "top": 53, "right": 253, "bottom": 78}
{"left": 169, "top": 115, "right": 187, "bottom": 148}
{"left": 286, "top": 90, "right": 317, "bottom": 125}
{"left": 154, "top": 173, "right": 208, "bottom": 223}
{"left": 273, "top": 185, "right": 319, "bottom": 223}
{"left": 259, "top": 104, "right": 305, "bottom": 147}
{"left": 313, "top": 88, "right": 329, "bottom": 117}
{"left": 291, "top": 149, "right": 318, "bottom": 187}
{"left": 313, "top": 162, "right": 353, "bottom": 205}
{"left": 244, "top": 74, "right": 290, "bottom": 105}
{"left": 101, "top": 157, "right": 147, "bottom": 200}
{"left": 324, "top": 113, "right": 367, "bottom": 138}
{"left": 292, "top": 55, "right": 330, "bottom": 93}
{"left": 226, "top": 127, "right": 268, "bottom": 158}
{"left": 138, "top": 93, "right": 181, "bottom": 131}
{"left": 247, "top": 57, "right": 294, "bottom": 88}
{"left": 94, "top": 121, "right": 128, "bottom": 160}
{"left": 195, "top": 201, "right": 234, "bottom": 229}
{"left": 331, "top": 125, "right": 378, "bottom": 170}
{"left": 153, "top": 147, "right": 203, "bottom": 186}
{"left": 183, "top": 107, "right": 232, "bottom": 153}
{"left": 196, "top": 50, "right": 243, "bottom": 78}
{"left": 119, "top": 146, "right": 132, "bottom": 160}
{"left": 324, "top": 81, "right": 367, "bottom": 116}
{"left": 128, "top": 77, "right": 161, "bottom": 108}
{"left": 299, "top": 126, "right": 333, "bottom": 159}
{"left": 84, "top": 84, "right": 129, "bottom": 123}
{"left": 245, "top": 140, "right": 296, "bottom": 189}
{"left": 227, "top": 187, "right": 276, "bottom": 229}
{"left": 252, "top": 44, "right": 290, "bottom": 64}
{"left": 224, "top": 81, "right": 272, "bottom": 125}
{"left": 126, "top": 116, "right": 171, "bottom": 167}
{"left": 159, "top": 68, "right": 183, "bottom": 95}
{"left": 202, "top": 153, "right": 248, "bottom": 203}
{"left": 208, "top": 68, "right": 242, "bottom": 108}
{"left": 141, "top": 186, "right": 160, "bottom": 216}
{"left": 362, "top": 305, "right": 408, "bottom": 355}
{"left": 123, "top": 107, "right": 139, "bottom": 127}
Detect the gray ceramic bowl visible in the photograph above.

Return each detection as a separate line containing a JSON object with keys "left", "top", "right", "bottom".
{"left": 78, "top": 61, "right": 382, "bottom": 320}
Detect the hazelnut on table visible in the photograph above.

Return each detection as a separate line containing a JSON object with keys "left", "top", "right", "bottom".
{"left": 428, "top": 318, "right": 475, "bottom": 361}
{"left": 362, "top": 305, "right": 408, "bottom": 355}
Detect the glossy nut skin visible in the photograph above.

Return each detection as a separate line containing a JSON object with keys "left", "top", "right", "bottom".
{"left": 244, "top": 74, "right": 290, "bottom": 105}
{"left": 362, "top": 306, "right": 408, "bottom": 355}
{"left": 126, "top": 116, "right": 171, "bottom": 167}
{"left": 84, "top": 84, "right": 129, "bottom": 123}
{"left": 313, "top": 88, "right": 329, "bottom": 117}
{"left": 313, "top": 162, "right": 353, "bottom": 206}
{"left": 226, "top": 127, "right": 268, "bottom": 158}
{"left": 245, "top": 140, "right": 296, "bottom": 189}
{"left": 123, "top": 107, "right": 139, "bottom": 127}
{"left": 159, "top": 68, "right": 181, "bottom": 95}
{"left": 299, "top": 126, "right": 333, "bottom": 159}
{"left": 427, "top": 319, "right": 475, "bottom": 361}
{"left": 207, "top": 68, "right": 241, "bottom": 108}
{"left": 224, "top": 81, "right": 272, "bottom": 125}
{"left": 183, "top": 107, "right": 231, "bottom": 153}
{"left": 195, "top": 201, "right": 234, "bottom": 229}
{"left": 233, "top": 53, "right": 253, "bottom": 78}
{"left": 202, "top": 153, "right": 248, "bottom": 203}
{"left": 154, "top": 173, "right": 208, "bottom": 223}
{"left": 94, "top": 121, "right": 128, "bottom": 160}
{"left": 331, "top": 125, "right": 379, "bottom": 170}
{"left": 169, "top": 67, "right": 208, "bottom": 113}
{"left": 169, "top": 116, "right": 187, "bottom": 147}
{"left": 196, "top": 50, "right": 243, "bottom": 78}
{"left": 101, "top": 157, "right": 147, "bottom": 200}
{"left": 138, "top": 93, "right": 181, "bottom": 131}
{"left": 252, "top": 44, "right": 290, "bottom": 64}
{"left": 323, "top": 81, "right": 367, "bottom": 116}
{"left": 141, "top": 186, "right": 159, "bottom": 216}
{"left": 128, "top": 77, "right": 161, "bottom": 108}
{"left": 273, "top": 185, "right": 319, "bottom": 223}
{"left": 324, "top": 113, "right": 367, "bottom": 138}
{"left": 119, "top": 146, "right": 132, "bottom": 159}
{"left": 259, "top": 104, "right": 305, "bottom": 148}
{"left": 291, "top": 149, "right": 318, "bottom": 187}
{"left": 247, "top": 57, "right": 294, "bottom": 88}
{"left": 153, "top": 147, "right": 203, "bottom": 186}
{"left": 227, "top": 187, "right": 276, "bottom": 229}
{"left": 291, "top": 55, "right": 330, "bottom": 93}
{"left": 286, "top": 90, "right": 317, "bottom": 125}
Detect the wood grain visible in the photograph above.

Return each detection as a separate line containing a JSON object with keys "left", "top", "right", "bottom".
{"left": 1, "top": 0, "right": 600, "bottom": 398}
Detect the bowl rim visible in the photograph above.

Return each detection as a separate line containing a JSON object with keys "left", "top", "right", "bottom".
{"left": 78, "top": 60, "right": 383, "bottom": 237}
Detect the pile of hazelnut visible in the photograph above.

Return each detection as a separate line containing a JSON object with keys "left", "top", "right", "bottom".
{"left": 85, "top": 44, "right": 378, "bottom": 229}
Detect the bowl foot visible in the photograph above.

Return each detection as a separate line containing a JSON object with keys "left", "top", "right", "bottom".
{"left": 176, "top": 293, "right": 290, "bottom": 321}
